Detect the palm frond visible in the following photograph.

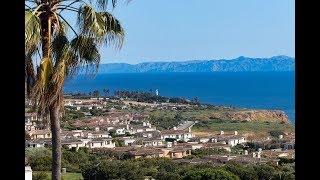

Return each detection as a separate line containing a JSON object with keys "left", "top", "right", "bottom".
{"left": 77, "top": 5, "right": 125, "bottom": 48}
{"left": 25, "top": 55, "right": 36, "bottom": 98}
{"left": 32, "top": 57, "right": 54, "bottom": 115}
{"left": 51, "top": 31, "right": 70, "bottom": 62}
{"left": 25, "top": 10, "right": 41, "bottom": 53}
{"left": 96, "top": 0, "right": 118, "bottom": 10}
{"left": 70, "top": 35, "right": 101, "bottom": 69}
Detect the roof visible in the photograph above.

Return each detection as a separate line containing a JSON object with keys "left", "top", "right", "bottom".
{"left": 161, "top": 129, "right": 190, "bottom": 135}
{"left": 231, "top": 156, "right": 270, "bottom": 164}
{"left": 25, "top": 112, "right": 37, "bottom": 117}
{"left": 90, "top": 138, "right": 113, "bottom": 143}
{"left": 27, "top": 129, "right": 51, "bottom": 135}
{"left": 202, "top": 143, "right": 231, "bottom": 148}
{"left": 211, "top": 135, "right": 245, "bottom": 141}
{"left": 169, "top": 147, "right": 191, "bottom": 153}
{"left": 61, "top": 139, "right": 83, "bottom": 145}
{"left": 26, "top": 138, "right": 51, "bottom": 144}
{"left": 129, "top": 147, "right": 163, "bottom": 156}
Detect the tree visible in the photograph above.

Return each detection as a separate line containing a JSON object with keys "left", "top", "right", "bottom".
{"left": 92, "top": 90, "right": 100, "bottom": 97}
{"left": 25, "top": 1, "right": 125, "bottom": 179}
{"left": 183, "top": 168, "right": 239, "bottom": 180}
{"left": 103, "top": 88, "right": 110, "bottom": 97}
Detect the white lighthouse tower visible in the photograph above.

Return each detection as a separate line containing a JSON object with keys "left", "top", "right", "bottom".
{"left": 155, "top": 89, "right": 159, "bottom": 96}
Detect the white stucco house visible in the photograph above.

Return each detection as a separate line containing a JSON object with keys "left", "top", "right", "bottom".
{"left": 87, "top": 138, "right": 115, "bottom": 148}
{"left": 25, "top": 166, "right": 32, "bottom": 180}
{"left": 161, "top": 129, "right": 194, "bottom": 142}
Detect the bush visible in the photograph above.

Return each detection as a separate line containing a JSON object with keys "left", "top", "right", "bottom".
{"left": 32, "top": 171, "right": 48, "bottom": 180}
{"left": 183, "top": 168, "right": 239, "bottom": 180}
{"left": 156, "top": 171, "right": 182, "bottom": 180}
{"left": 279, "top": 157, "right": 295, "bottom": 165}
{"left": 224, "top": 164, "right": 258, "bottom": 180}
{"left": 26, "top": 148, "right": 52, "bottom": 171}
{"left": 269, "top": 130, "right": 285, "bottom": 138}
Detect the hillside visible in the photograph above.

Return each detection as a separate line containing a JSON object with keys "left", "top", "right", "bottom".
{"left": 97, "top": 56, "right": 295, "bottom": 73}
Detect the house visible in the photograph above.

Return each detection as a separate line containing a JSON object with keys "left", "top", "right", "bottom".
{"left": 174, "top": 142, "right": 204, "bottom": 150}
{"left": 161, "top": 129, "right": 194, "bottom": 142}
{"left": 202, "top": 143, "right": 232, "bottom": 152}
{"left": 25, "top": 123, "right": 35, "bottom": 131}
{"left": 139, "top": 138, "right": 163, "bottom": 147}
{"left": 161, "top": 147, "right": 192, "bottom": 159}
{"left": 105, "top": 124, "right": 128, "bottom": 135}
{"left": 188, "top": 136, "right": 210, "bottom": 143}
{"left": 135, "top": 131, "right": 161, "bottom": 139}
{"left": 283, "top": 140, "right": 295, "bottom": 150}
{"left": 25, "top": 166, "right": 32, "bottom": 180}
{"left": 61, "top": 130, "right": 85, "bottom": 139}
{"left": 129, "top": 147, "right": 164, "bottom": 159}
{"left": 91, "top": 131, "right": 110, "bottom": 138}
{"left": 26, "top": 129, "right": 52, "bottom": 140}
{"left": 87, "top": 138, "right": 115, "bottom": 149}
{"left": 261, "top": 149, "right": 295, "bottom": 159}
{"left": 129, "top": 124, "right": 157, "bottom": 134}
{"left": 25, "top": 112, "right": 38, "bottom": 122}
{"left": 121, "top": 137, "right": 137, "bottom": 146}
{"left": 25, "top": 138, "right": 50, "bottom": 148}
{"left": 61, "top": 139, "right": 86, "bottom": 150}
{"left": 210, "top": 131, "right": 246, "bottom": 147}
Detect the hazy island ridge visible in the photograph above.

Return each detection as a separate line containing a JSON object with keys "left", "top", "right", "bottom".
{"left": 92, "top": 55, "right": 295, "bottom": 74}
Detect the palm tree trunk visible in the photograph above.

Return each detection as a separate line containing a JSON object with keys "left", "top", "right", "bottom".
{"left": 50, "top": 104, "right": 62, "bottom": 180}
{"left": 40, "top": 13, "right": 62, "bottom": 180}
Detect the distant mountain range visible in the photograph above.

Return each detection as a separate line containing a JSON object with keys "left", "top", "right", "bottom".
{"left": 96, "top": 56, "right": 295, "bottom": 73}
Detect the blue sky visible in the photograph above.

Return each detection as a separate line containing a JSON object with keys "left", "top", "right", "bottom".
{"left": 64, "top": 0, "right": 295, "bottom": 64}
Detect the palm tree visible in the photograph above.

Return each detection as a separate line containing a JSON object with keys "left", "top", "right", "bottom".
{"left": 25, "top": 1, "right": 126, "bottom": 179}
{"left": 103, "top": 88, "right": 110, "bottom": 97}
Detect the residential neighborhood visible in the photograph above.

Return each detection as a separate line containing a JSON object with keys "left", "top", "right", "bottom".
{"left": 25, "top": 96, "right": 295, "bottom": 166}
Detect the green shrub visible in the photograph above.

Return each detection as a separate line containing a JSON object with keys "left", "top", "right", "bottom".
{"left": 269, "top": 130, "right": 285, "bottom": 138}
{"left": 32, "top": 171, "right": 49, "bottom": 180}
{"left": 183, "top": 168, "right": 239, "bottom": 180}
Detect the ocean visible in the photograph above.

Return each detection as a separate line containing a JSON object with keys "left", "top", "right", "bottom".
{"left": 64, "top": 72, "right": 295, "bottom": 123}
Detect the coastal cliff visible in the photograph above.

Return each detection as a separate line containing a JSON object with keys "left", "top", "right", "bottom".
{"left": 222, "top": 110, "right": 290, "bottom": 123}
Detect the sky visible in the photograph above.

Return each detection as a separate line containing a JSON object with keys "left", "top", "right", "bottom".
{"left": 63, "top": 0, "right": 295, "bottom": 64}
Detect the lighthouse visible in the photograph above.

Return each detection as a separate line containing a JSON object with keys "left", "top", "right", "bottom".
{"left": 155, "top": 89, "right": 159, "bottom": 96}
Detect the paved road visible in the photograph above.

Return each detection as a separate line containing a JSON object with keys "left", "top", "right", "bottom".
{"left": 176, "top": 121, "right": 195, "bottom": 130}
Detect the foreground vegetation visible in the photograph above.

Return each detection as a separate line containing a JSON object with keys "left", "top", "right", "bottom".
{"left": 26, "top": 147, "right": 294, "bottom": 180}
{"left": 33, "top": 171, "right": 83, "bottom": 180}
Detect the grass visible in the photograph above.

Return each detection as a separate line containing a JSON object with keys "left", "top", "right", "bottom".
{"left": 193, "top": 120, "right": 294, "bottom": 135}
{"left": 33, "top": 171, "right": 83, "bottom": 180}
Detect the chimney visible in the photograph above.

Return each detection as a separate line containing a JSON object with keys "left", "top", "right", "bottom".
{"left": 95, "top": 127, "right": 100, "bottom": 132}
{"left": 234, "top": 131, "right": 238, "bottom": 135}
{"left": 166, "top": 142, "right": 172, "bottom": 148}
{"left": 220, "top": 131, "right": 224, "bottom": 135}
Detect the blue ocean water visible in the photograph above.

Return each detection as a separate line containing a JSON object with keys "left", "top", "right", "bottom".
{"left": 64, "top": 72, "right": 295, "bottom": 123}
